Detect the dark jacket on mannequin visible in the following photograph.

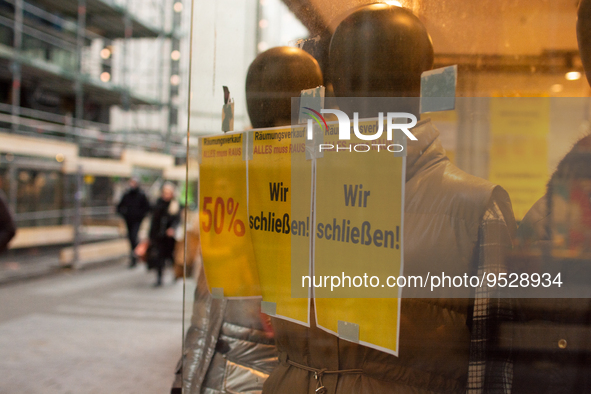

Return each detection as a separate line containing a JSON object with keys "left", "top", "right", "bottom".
{"left": 263, "top": 119, "right": 516, "bottom": 394}
{"left": 513, "top": 135, "right": 591, "bottom": 394}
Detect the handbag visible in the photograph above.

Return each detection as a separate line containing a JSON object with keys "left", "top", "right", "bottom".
{"left": 134, "top": 240, "right": 150, "bottom": 262}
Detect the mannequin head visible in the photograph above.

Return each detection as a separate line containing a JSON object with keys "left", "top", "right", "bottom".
{"left": 246, "top": 46, "right": 323, "bottom": 128}
{"left": 329, "top": 4, "right": 433, "bottom": 115}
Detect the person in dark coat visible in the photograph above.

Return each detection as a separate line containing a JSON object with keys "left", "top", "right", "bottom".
{"left": 148, "top": 182, "right": 180, "bottom": 286}
{"left": 0, "top": 180, "right": 16, "bottom": 253}
{"left": 117, "top": 177, "right": 151, "bottom": 267}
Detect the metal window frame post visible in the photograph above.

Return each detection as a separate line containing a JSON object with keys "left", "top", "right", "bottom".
{"left": 73, "top": 165, "right": 83, "bottom": 267}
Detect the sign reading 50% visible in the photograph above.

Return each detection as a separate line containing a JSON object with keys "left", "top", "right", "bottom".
{"left": 202, "top": 197, "right": 246, "bottom": 237}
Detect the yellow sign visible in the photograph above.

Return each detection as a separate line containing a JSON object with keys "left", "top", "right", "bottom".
{"left": 199, "top": 133, "right": 260, "bottom": 298}
{"left": 248, "top": 126, "right": 311, "bottom": 325}
{"left": 489, "top": 97, "right": 549, "bottom": 220}
{"left": 198, "top": 119, "right": 406, "bottom": 354}
{"left": 313, "top": 118, "right": 405, "bottom": 356}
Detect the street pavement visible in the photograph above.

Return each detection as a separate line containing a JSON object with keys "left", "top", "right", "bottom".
{"left": 0, "top": 263, "right": 195, "bottom": 394}
{"left": 0, "top": 246, "right": 63, "bottom": 284}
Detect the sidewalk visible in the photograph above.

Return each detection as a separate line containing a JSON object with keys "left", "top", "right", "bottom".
{"left": 0, "top": 244, "right": 127, "bottom": 285}
{"left": 0, "top": 226, "right": 130, "bottom": 285}
{"left": 0, "top": 264, "right": 195, "bottom": 394}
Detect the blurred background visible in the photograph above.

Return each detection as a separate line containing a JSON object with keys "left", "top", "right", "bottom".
{"left": 0, "top": 0, "right": 196, "bottom": 392}
{"left": 0, "top": 0, "right": 195, "bottom": 276}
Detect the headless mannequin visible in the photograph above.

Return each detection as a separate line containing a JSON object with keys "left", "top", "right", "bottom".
{"left": 312, "top": 4, "right": 434, "bottom": 328}
{"left": 509, "top": 4, "right": 591, "bottom": 392}
{"left": 180, "top": 48, "right": 322, "bottom": 394}
{"left": 329, "top": 4, "right": 433, "bottom": 117}
{"left": 263, "top": 5, "right": 516, "bottom": 394}
{"left": 246, "top": 46, "right": 323, "bottom": 128}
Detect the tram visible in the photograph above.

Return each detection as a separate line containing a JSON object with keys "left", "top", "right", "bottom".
{"left": 0, "top": 131, "right": 196, "bottom": 267}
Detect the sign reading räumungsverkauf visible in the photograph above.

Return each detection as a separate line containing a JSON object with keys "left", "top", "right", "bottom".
{"left": 198, "top": 133, "right": 261, "bottom": 298}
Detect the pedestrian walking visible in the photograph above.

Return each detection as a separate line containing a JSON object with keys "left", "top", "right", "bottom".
{"left": 147, "top": 182, "right": 180, "bottom": 286}
{"left": 117, "top": 177, "right": 151, "bottom": 268}
{"left": 0, "top": 180, "right": 16, "bottom": 253}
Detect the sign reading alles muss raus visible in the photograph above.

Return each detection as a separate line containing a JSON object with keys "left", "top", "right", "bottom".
{"left": 197, "top": 116, "right": 406, "bottom": 356}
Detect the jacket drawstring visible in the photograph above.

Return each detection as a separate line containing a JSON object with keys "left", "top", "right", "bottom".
{"left": 286, "top": 358, "right": 363, "bottom": 394}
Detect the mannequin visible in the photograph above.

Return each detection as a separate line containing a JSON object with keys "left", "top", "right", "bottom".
{"left": 512, "top": 135, "right": 591, "bottom": 394}
{"left": 177, "top": 47, "right": 323, "bottom": 394}
{"left": 509, "top": 3, "right": 591, "bottom": 392}
{"left": 577, "top": 0, "right": 591, "bottom": 84}
{"left": 329, "top": 4, "right": 433, "bottom": 116}
{"left": 263, "top": 4, "right": 516, "bottom": 394}
{"left": 246, "top": 46, "right": 323, "bottom": 128}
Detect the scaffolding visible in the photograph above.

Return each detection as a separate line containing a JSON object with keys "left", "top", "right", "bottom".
{"left": 0, "top": 0, "right": 190, "bottom": 265}
{"left": 0, "top": 0, "right": 186, "bottom": 158}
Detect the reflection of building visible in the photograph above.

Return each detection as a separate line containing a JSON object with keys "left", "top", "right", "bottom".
{"left": 0, "top": 0, "right": 193, "bottom": 258}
